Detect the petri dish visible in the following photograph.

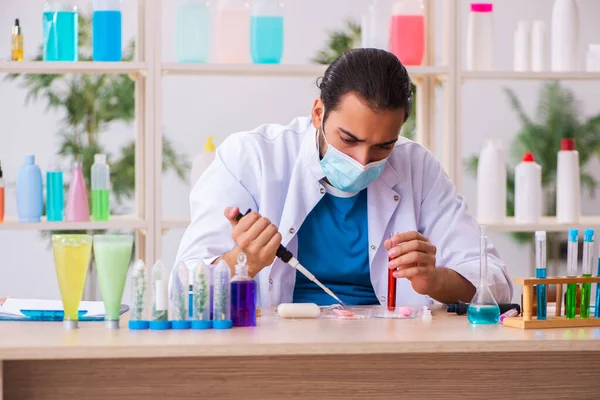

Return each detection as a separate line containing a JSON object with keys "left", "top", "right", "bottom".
{"left": 371, "top": 305, "right": 423, "bottom": 319}
{"left": 320, "top": 306, "right": 373, "bottom": 320}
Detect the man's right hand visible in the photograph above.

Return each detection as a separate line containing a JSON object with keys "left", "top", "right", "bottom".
{"left": 223, "top": 207, "right": 282, "bottom": 276}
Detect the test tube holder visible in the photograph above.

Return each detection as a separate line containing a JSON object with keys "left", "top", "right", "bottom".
{"left": 503, "top": 276, "right": 600, "bottom": 329}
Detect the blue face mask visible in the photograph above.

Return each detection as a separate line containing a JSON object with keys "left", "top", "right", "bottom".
{"left": 318, "top": 113, "right": 387, "bottom": 193}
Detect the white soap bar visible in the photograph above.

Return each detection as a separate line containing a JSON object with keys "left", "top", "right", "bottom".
{"left": 277, "top": 303, "right": 321, "bottom": 319}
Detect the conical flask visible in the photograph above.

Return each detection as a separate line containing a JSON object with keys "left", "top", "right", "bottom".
{"left": 467, "top": 226, "right": 500, "bottom": 324}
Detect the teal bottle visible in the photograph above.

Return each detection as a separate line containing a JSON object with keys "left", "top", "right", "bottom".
{"left": 250, "top": 0, "right": 284, "bottom": 64}
{"left": 43, "top": 2, "right": 78, "bottom": 61}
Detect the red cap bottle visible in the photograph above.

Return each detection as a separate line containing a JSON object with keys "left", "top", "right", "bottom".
{"left": 561, "top": 138, "right": 575, "bottom": 151}
{"left": 522, "top": 152, "right": 535, "bottom": 162}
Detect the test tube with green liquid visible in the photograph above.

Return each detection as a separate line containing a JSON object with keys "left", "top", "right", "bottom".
{"left": 566, "top": 229, "right": 578, "bottom": 319}
{"left": 580, "top": 229, "right": 595, "bottom": 318}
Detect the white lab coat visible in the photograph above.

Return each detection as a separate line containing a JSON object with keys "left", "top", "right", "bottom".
{"left": 176, "top": 117, "right": 513, "bottom": 307}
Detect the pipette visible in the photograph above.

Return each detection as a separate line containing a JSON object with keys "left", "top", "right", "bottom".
{"left": 235, "top": 210, "right": 346, "bottom": 307}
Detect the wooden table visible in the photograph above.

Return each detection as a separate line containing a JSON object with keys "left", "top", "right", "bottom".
{"left": 1, "top": 307, "right": 600, "bottom": 400}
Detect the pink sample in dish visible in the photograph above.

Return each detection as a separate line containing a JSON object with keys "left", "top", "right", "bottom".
{"left": 398, "top": 306, "right": 413, "bottom": 317}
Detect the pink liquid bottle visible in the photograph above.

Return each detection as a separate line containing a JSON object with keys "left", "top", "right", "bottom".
{"left": 389, "top": 0, "right": 425, "bottom": 66}
{"left": 66, "top": 161, "right": 90, "bottom": 221}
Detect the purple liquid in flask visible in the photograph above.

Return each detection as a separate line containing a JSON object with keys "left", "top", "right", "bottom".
{"left": 231, "top": 253, "right": 257, "bottom": 327}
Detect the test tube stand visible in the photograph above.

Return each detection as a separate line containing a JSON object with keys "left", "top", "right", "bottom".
{"left": 503, "top": 277, "right": 600, "bottom": 329}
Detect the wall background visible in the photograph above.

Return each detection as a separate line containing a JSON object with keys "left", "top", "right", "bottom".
{"left": 1, "top": 0, "right": 600, "bottom": 304}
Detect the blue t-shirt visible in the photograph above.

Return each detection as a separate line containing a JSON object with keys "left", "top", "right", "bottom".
{"left": 292, "top": 183, "right": 379, "bottom": 306}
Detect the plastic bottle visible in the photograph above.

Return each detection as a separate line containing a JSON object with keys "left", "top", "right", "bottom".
{"left": 16, "top": 155, "right": 44, "bottom": 223}
{"left": 231, "top": 253, "right": 257, "bottom": 327}
{"left": 43, "top": 2, "right": 78, "bottom": 61}
{"left": 586, "top": 44, "right": 600, "bottom": 72}
{"left": 91, "top": 154, "right": 110, "bottom": 222}
{"left": 65, "top": 161, "right": 90, "bottom": 222}
{"left": 46, "top": 161, "right": 64, "bottom": 222}
{"left": 190, "top": 136, "right": 216, "bottom": 188}
{"left": 176, "top": 0, "right": 211, "bottom": 63}
{"left": 551, "top": 0, "right": 579, "bottom": 72}
{"left": 92, "top": 0, "right": 122, "bottom": 62}
{"left": 250, "top": 0, "right": 284, "bottom": 64}
{"left": 477, "top": 140, "right": 506, "bottom": 223}
{"left": 466, "top": 3, "right": 494, "bottom": 71}
{"left": 556, "top": 138, "right": 580, "bottom": 223}
{"left": 389, "top": 0, "right": 425, "bottom": 66}
{"left": 361, "top": 0, "right": 391, "bottom": 50}
{"left": 514, "top": 152, "right": 542, "bottom": 224}
{"left": 531, "top": 21, "right": 546, "bottom": 72}
{"left": 513, "top": 21, "right": 531, "bottom": 72}
{"left": 0, "top": 161, "right": 4, "bottom": 223}
{"left": 214, "top": 0, "right": 250, "bottom": 64}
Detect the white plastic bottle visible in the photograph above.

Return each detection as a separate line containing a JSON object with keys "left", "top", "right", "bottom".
{"left": 466, "top": 3, "right": 494, "bottom": 71}
{"left": 556, "top": 138, "right": 581, "bottom": 223}
{"left": 477, "top": 140, "right": 506, "bottom": 223}
{"left": 190, "top": 136, "right": 216, "bottom": 188}
{"left": 551, "top": 0, "right": 579, "bottom": 72}
{"left": 514, "top": 152, "right": 542, "bottom": 224}
{"left": 361, "top": 0, "right": 391, "bottom": 50}
{"left": 513, "top": 21, "right": 531, "bottom": 72}
{"left": 531, "top": 21, "right": 546, "bottom": 72}
{"left": 91, "top": 154, "right": 110, "bottom": 222}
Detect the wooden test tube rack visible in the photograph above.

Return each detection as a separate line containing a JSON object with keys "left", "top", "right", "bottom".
{"left": 503, "top": 277, "right": 600, "bottom": 329}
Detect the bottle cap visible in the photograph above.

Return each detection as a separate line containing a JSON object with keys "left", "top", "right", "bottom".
{"left": 128, "top": 320, "right": 150, "bottom": 330}
{"left": 204, "top": 136, "right": 216, "bottom": 153}
{"left": 535, "top": 231, "right": 546, "bottom": 240}
{"left": 561, "top": 138, "right": 576, "bottom": 151}
{"left": 522, "top": 152, "right": 535, "bottom": 162}
{"left": 213, "top": 320, "right": 233, "bottom": 329}
{"left": 191, "top": 320, "right": 213, "bottom": 330}
{"left": 584, "top": 229, "right": 595, "bottom": 242}
{"left": 149, "top": 320, "right": 171, "bottom": 330}
{"left": 170, "top": 320, "right": 191, "bottom": 330}
{"left": 568, "top": 229, "right": 578, "bottom": 243}
{"left": 94, "top": 154, "right": 107, "bottom": 164}
{"left": 471, "top": 3, "right": 493, "bottom": 12}
{"left": 24, "top": 154, "right": 35, "bottom": 165}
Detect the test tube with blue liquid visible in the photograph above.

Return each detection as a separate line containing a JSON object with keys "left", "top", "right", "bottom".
{"left": 467, "top": 226, "right": 500, "bottom": 324}
{"left": 566, "top": 229, "right": 578, "bottom": 319}
{"left": 580, "top": 229, "right": 594, "bottom": 318}
{"left": 535, "top": 231, "right": 547, "bottom": 320}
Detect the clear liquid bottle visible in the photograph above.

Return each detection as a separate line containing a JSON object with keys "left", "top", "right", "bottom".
{"left": 467, "top": 226, "right": 500, "bottom": 324}
{"left": 214, "top": 0, "right": 250, "bottom": 64}
{"left": 92, "top": 0, "right": 122, "bottom": 61}
{"left": 250, "top": 0, "right": 284, "bottom": 64}
{"left": 389, "top": 0, "right": 425, "bottom": 66}
{"left": 361, "top": 0, "right": 392, "bottom": 50}
{"left": 43, "top": 2, "right": 78, "bottom": 61}
{"left": 535, "top": 231, "right": 547, "bottom": 320}
{"left": 150, "top": 261, "right": 170, "bottom": 330}
{"left": 169, "top": 263, "right": 191, "bottom": 329}
{"left": 91, "top": 154, "right": 110, "bottom": 222}
{"left": 129, "top": 260, "right": 149, "bottom": 330}
{"left": 581, "top": 229, "right": 594, "bottom": 318}
{"left": 566, "top": 229, "right": 578, "bottom": 319}
{"left": 176, "top": 0, "right": 211, "bottom": 63}
{"left": 212, "top": 260, "right": 232, "bottom": 329}
{"left": 192, "top": 261, "right": 212, "bottom": 329}
{"left": 231, "top": 253, "right": 257, "bottom": 326}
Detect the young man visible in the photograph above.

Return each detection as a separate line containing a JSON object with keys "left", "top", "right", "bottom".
{"left": 176, "top": 48, "right": 513, "bottom": 307}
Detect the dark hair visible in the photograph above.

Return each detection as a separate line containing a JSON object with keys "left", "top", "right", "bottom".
{"left": 317, "top": 48, "right": 413, "bottom": 123}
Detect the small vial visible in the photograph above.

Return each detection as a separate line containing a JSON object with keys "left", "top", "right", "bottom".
{"left": 169, "top": 263, "right": 191, "bottom": 329}
{"left": 499, "top": 308, "right": 519, "bottom": 324}
{"left": 192, "top": 262, "right": 212, "bottom": 329}
{"left": 150, "top": 261, "right": 171, "bottom": 330}
{"left": 128, "top": 260, "right": 149, "bottom": 330}
{"left": 212, "top": 260, "right": 232, "bottom": 329}
{"left": 422, "top": 306, "right": 432, "bottom": 322}
{"left": 231, "top": 253, "right": 257, "bottom": 327}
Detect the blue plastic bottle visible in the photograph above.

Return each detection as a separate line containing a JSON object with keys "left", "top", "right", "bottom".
{"left": 250, "top": 0, "right": 284, "bottom": 64}
{"left": 175, "top": 0, "right": 211, "bottom": 63}
{"left": 92, "top": 0, "right": 122, "bottom": 61}
{"left": 17, "top": 155, "right": 44, "bottom": 223}
{"left": 43, "top": 2, "right": 78, "bottom": 62}
{"left": 46, "top": 162, "right": 64, "bottom": 222}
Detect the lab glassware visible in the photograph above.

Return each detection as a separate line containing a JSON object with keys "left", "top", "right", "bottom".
{"left": 214, "top": 0, "right": 250, "bottom": 63}
{"left": 387, "top": 232, "right": 398, "bottom": 311}
{"left": 43, "top": 2, "right": 78, "bottom": 61}
{"left": 250, "top": 0, "right": 284, "bottom": 64}
{"left": 535, "top": 231, "right": 547, "bottom": 320}
{"left": 92, "top": 0, "right": 122, "bottom": 61}
{"left": 581, "top": 229, "right": 594, "bottom": 318}
{"left": 91, "top": 154, "right": 110, "bottom": 221}
{"left": 192, "top": 262, "right": 212, "bottom": 329}
{"left": 566, "top": 229, "right": 578, "bottom": 319}
{"left": 467, "top": 226, "right": 500, "bottom": 324}
{"left": 52, "top": 235, "right": 92, "bottom": 329}
{"left": 129, "top": 260, "right": 149, "bottom": 330}
{"left": 93, "top": 235, "right": 133, "bottom": 328}
{"left": 212, "top": 260, "right": 233, "bottom": 329}
{"left": 46, "top": 161, "right": 64, "bottom": 222}
{"left": 150, "top": 261, "right": 170, "bottom": 330}
{"left": 169, "top": 263, "right": 191, "bottom": 329}
{"left": 231, "top": 253, "right": 257, "bottom": 327}
{"left": 175, "top": 0, "right": 211, "bottom": 63}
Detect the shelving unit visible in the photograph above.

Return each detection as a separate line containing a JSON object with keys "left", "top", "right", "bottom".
{"left": 2, "top": 0, "right": 599, "bottom": 265}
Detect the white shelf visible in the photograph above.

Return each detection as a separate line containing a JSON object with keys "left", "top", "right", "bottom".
{"left": 0, "top": 215, "right": 148, "bottom": 231}
{"left": 162, "top": 217, "right": 190, "bottom": 231}
{"left": 479, "top": 217, "right": 600, "bottom": 233}
{"left": 462, "top": 70, "right": 600, "bottom": 81}
{"left": 0, "top": 61, "right": 146, "bottom": 75}
{"left": 162, "top": 63, "right": 447, "bottom": 79}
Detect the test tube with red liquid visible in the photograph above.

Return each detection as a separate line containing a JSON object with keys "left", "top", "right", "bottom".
{"left": 388, "top": 232, "right": 397, "bottom": 311}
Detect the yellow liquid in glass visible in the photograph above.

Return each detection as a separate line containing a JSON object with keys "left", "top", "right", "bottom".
{"left": 52, "top": 237, "right": 91, "bottom": 321}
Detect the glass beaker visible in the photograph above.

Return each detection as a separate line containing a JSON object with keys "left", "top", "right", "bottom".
{"left": 92, "top": 0, "right": 122, "bottom": 61}
{"left": 250, "top": 0, "right": 284, "bottom": 64}
{"left": 93, "top": 235, "right": 133, "bottom": 328}
{"left": 467, "top": 227, "right": 500, "bottom": 324}
{"left": 43, "top": 2, "right": 79, "bottom": 61}
{"left": 52, "top": 235, "right": 92, "bottom": 329}
{"left": 389, "top": 0, "right": 425, "bottom": 66}
{"left": 176, "top": 0, "right": 211, "bottom": 63}
{"left": 214, "top": 0, "right": 250, "bottom": 63}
